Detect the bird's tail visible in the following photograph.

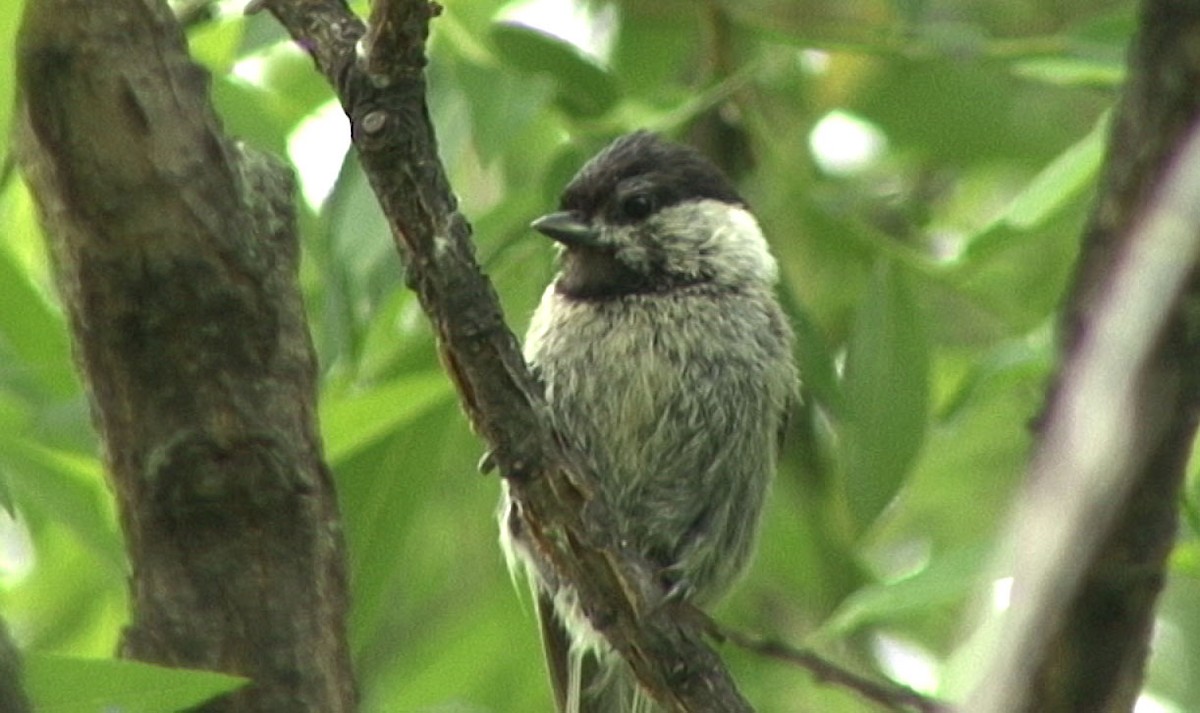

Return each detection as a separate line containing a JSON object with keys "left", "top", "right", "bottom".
{"left": 538, "top": 591, "right": 660, "bottom": 713}
{"left": 569, "top": 650, "right": 658, "bottom": 713}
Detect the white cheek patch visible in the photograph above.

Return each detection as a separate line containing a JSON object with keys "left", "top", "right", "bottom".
{"left": 719, "top": 205, "right": 779, "bottom": 283}
{"left": 650, "top": 201, "right": 780, "bottom": 286}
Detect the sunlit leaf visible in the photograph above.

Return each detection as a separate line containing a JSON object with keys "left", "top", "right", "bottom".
{"left": 0, "top": 437, "right": 124, "bottom": 575}
{"left": 1170, "top": 539, "right": 1200, "bottom": 578}
{"left": 0, "top": 0, "right": 27, "bottom": 169}
{"left": 1011, "top": 56, "right": 1124, "bottom": 88}
{"left": 185, "top": 14, "right": 245, "bottom": 76}
{"left": 25, "top": 655, "right": 248, "bottom": 713}
{"left": 489, "top": 22, "right": 618, "bottom": 118}
{"left": 1000, "top": 112, "right": 1108, "bottom": 232}
{"left": 0, "top": 184, "right": 77, "bottom": 398}
{"left": 818, "top": 545, "right": 987, "bottom": 639}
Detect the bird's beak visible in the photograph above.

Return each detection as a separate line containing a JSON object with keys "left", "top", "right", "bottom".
{"left": 531, "top": 211, "right": 601, "bottom": 248}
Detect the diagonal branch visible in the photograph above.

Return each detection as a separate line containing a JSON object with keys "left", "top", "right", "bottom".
{"left": 703, "top": 614, "right": 949, "bottom": 713}
{"left": 965, "top": 12, "right": 1200, "bottom": 706}
{"left": 257, "top": 0, "right": 755, "bottom": 710}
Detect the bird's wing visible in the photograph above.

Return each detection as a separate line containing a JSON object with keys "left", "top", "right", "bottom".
{"left": 537, "top": 590, "right": 574, "bottom": 712}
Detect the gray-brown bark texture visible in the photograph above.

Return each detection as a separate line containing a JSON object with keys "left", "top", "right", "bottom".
{"left": 12, "top": 1, "right": 356, "bottom": 711}
{"left": 260, "top": 0, "right": 755, "bottom": 710}
{"left": 1031, "top": 0, "right": 1200, "bottom": 710}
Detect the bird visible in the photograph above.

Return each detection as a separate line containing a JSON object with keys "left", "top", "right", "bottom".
{"left": 499, "top": 130, "right": 797, "bottom": 712}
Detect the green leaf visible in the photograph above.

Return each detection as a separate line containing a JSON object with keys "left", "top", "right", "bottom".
{"left": 185, "top": 14, "right": 245, "bottom": 77}
{"left": 336, "top": 403, "right": 487, "bottom": 661}
{"left": 1000, "top": 112, "right": 1108, "bottom": 232}
{"left": 817, "top": 545, "right": 987, "bottom": 639}
{"left": 0, "top": 0, "right": 27, "bottom": 168}
{"left": 783, "top": 292, "right": 843, "bottom": 417}
{"left": 489, "top": 22, "right": 618, "bottom": 118}
{"left": 320, "top": 372, "right": 453, "bottom": 464}
{"left": 840, "top": 261, "right": 930, "bottom": 532}
{"left": 0, "top": 437, "right": 125, "bottom": 575}
{"left": 937, "top": 332, "right": 1053, "bottom": 421}
{"left": 0, "top": 465, "right": 13, "bottom": 515}
{"left": 362, "top": 594, "right": 544, "bottom": 712}
{"left": 1170, "top": 538, "right": 1200, "bottom": 578}
{"left": 0, "top": 182, "right": 78, "bottom": 397}
{"left": 1065, "top": 5, "right": 1137, "bottom": 56}
{"left": 1010, "top": 56, "right": 1124, "bottom": 88}
{"left": 212, "top": 44, "right": 335, "bottom": 157}
{"left": 25, "top": 655, "right": 248, "bottom": 713}
{"left": 0, "top": 286, "right": 74, "bottom": 396}
{"left": 854, "top": 57, "right": 1068, "bottom": 163}
{"left": 442, "top": 50, "right": 556, "bottom": 166}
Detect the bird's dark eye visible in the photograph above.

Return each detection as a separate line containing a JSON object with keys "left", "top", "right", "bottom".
{"left": 619, "top": 192, "right": 656, "bottom": 221}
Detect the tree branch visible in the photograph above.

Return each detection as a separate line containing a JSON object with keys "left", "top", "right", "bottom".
{"left": 257, "top": 0, "right": 756, "bottom": 710}
{"left": 704, "top": 614, "right": 949, "bottom": 713}
{"left": 13, "top": 0, "right": 355, "bottom": 710}
{"left": 966, "top": 2, "right": 1200, "bottom": 707}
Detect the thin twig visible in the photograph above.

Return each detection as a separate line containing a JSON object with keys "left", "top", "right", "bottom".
{"left": 695, "top": 608, "right": 951, "bottom": 713}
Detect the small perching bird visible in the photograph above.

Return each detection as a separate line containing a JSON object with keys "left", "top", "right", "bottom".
{"left": 499, "top": 131, "right": 797, "bottom": 712}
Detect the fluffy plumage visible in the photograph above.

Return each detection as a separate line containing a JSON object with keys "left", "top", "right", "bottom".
{"left": 500, "top": 131, "right": 797, "bottom": 712}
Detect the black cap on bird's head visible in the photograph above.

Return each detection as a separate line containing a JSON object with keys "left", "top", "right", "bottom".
{"left": 532, "top": 132, "right": 770, "bottom": 300}
{"left": 532, "top": 131, "right": 745, "bottom": 247}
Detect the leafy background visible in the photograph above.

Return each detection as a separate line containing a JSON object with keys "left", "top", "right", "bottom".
{"left": 1, "top": 0, "right": 1198, "bottom": 711}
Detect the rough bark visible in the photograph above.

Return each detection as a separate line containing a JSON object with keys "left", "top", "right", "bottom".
{"left": 258, "top": 0, "right": 754, "bottom": 710}
{"left": 967, "top": 0, "right": 1200, "bottom": 710}
{"left": 12, "top": 1, "right": 355, "bottom": 711}
{"left": 1029, "top": 1, "right": 1200, "bottom": 709}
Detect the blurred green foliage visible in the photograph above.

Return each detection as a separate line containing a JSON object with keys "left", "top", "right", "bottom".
{"left": 2, "top": 0, "right": 1198, "bottom": 711}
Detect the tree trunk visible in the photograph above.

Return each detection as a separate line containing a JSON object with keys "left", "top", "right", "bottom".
{"left": 12, "top": 1, "right": 356, "bottom": 711}
{"left": 1028, "top": 1, "right": 1200, "bottom": 709}
{"left": 967, "top": 1, "right": 1200, "bottom": 711}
